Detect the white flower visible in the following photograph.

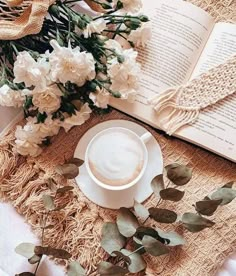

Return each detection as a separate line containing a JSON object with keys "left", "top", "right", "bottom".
{"left": 89, "top": 87, "right": 110, "bottom": 109}
{"left": 49, "top": 40, "right": 96, "bottom": 87}
{"left": 108, "top": 48, "right": 141, "bottom": 99}
{"left": 128, "top": 22, "right": 152, "bottom": 47}
{"left": 60, "top": 103, "right": 92, "bottom": 132}
{"left": 13, "top": 51, "right": 50, "bottom": 90}
{"left": 105, "top": 39, "right": 123, "bottom": 55}
{"left": 0, "top": 84, "right": 24, "bottom": 107}
{"left": 83, "top": 18, "right": 106, "bottom": 38}
{"left": 32, "top": 85, "right": 62, "bottom": 114}
{"left": 15, "top": 123, "right": 43, "bottom": 145}
{"left": 116, "top": 0, "right": 142, "bottom": 13}
{"left": 15, "top": 139, "right": 42, "bottom": 157}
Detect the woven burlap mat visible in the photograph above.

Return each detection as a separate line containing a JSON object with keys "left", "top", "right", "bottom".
{"left": 0, "top": 1, "right": 236, "bottom": 275}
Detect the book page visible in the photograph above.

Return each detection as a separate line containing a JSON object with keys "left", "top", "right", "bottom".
{"left": 177, "top": 23, "right": 236, "bottom": 162}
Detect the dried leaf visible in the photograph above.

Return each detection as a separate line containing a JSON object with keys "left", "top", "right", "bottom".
{"left": 222, "top": 181, "right": 234, "bottom": 189}
{"left": 57, "top": 186, "right": 74, "bottom": 194}
{"left": 160, "top": 188, "right": 185, "bottom": 202}
{"left": 15, "top": 243, "right": 35, "bottom": 258}
{"left": 42, "top": 194, "right": 55, "bottom": 211}
{"left": 34, "top": 246, "right": 71, "bottom": 259}
{"left": 195, "top": 199, "right": 222, "bottom": 216}
{"left": 55, "top": 164, "right": 79, "bottom": 179}
{"left": 133, "top": 200, "right": 149, "bottom": 220}
{"left": 101, "top": 222, "right": 126, "bottom": 255}
{"left": 117, "top": 208, "right": 139, "bottom": 238}
{"left": 16, "top": 273, "right": 35, "bottom": 276}
{"left": 67, "top": 158, "right": 84, "bottom": 167}
{"left": 54, "top": 203, "right": 68, "bottom": 211}
{"left": 28, "top": 254, "right": 41, "bottom": 264}
{"left": 42, "top": 225, "right": 55, "bottom": 230}
{"left": 133, "top": 237, "right": 146, "bottom": 255}
{"left": 112, "top": 251, "right": 131, "bottom": 265}
{"left": 148, "top": 208, "right": 177, "bottom": 223}
{"left": 68, "top": 261, "right": 86, "bottom": 276}
{"left": 157, "top": 229, "right": 185, "bottom": 246}
{"left": 166, "top": 164, "right": 192, "bottom": 186}
{"left": 151, "top": 174, "right": 164, "bottom": 197}
{"left": 121, "top": 249, "right": 147, "bottom": 273}
{"left": 135, "top": 226, "right": 165, "bottom": 244}
{"left": 181, "top": 213, "right": 215, "bottom": 232}
{"left": 46, "top": 178, "right": 57, "bottom": 192}
{"left": 211, "top": 188, "right": 236, "bottom": 205}
{"left": 142, "top": 235, "right": 169, "bottom": 256}
{"left": 97, "top": 261, "right": 128, "bottom": 275}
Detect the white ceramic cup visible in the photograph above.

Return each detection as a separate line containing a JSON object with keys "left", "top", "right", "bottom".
{"left": 85, "top": 127, "right": 152, "bottom": 191}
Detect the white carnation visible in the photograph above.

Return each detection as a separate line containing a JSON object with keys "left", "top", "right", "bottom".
{"left": 83, "top": 18, "right": 106, "bottom": 38}
{"left": 49, "top": 40, "right": 96, "bottom": 87}
{"left": 128, "top": 22, "right": 152, "bottom": 47}
{"left": 15, "top": 140, "right": 42, "bottom": 157}
{"left": 32, "top": 85, "right": 62, "bottom": 114}
{"left": 60, "top": 103, "right": 92, "bottom": 132}
{"left": 108, "top": 48, "right": 141, "bottom": 100}
{"left": 105, "top": 39, "right": 123, "bottom": 55}
{"left": 89, "top": 87, "right": 110, "bottom": 109}
{"left": 0, "top": 84, "right": 24, "bottom": 107}
{"left": 13, "top": 51, "right": 50, "bottom": 90}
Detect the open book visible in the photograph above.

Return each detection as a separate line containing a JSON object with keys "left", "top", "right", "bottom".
{"left": 110, "top": 0, "right": 236, "bottom": 163}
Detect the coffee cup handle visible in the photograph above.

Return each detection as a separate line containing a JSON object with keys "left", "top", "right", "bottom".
{"left": 140, "top": 132, "right": 152, "bottom": 144}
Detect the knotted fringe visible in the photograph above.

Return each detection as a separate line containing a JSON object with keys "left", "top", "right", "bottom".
{"left": 149, "top": 88, "right": 200, "bottom": 135}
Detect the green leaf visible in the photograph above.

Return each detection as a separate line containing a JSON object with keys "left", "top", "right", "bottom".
{"left": 28, "top": 254, "right": 41, "bottom": 264}
{"left": 148, "top": 208, "right": 177, "bottom": 223}
{"left": 151, "top": 174, "right": 164, "bottom": 197}
{"left": 57, "top": 186, "right": 74, "bottom": 194}
{"left": 16, "top": 273, "right": 35, "bottom": 276}
{"left": 121, "top": 249, "right": 147, "bottom": 273}
{"left": 133, "top": 200, "right": 149, "bottom": 220}
{"left": 222, "top": 181, "right": 234, "bottom": 189}
{"left": 112, "top": 251, "right": 131, "bottom": 265}
{"left": 34, "top": 246, "right": 71, "bottom": 259}
{"left": 15, "top": 243, "right": 35, "bottom": 258}
{"left": 160, "top": 188, "right": 185, "bottom": 202}
{"left": 156, "top": 229, "right": 185, "bottom": 246}
{"left": 142, "top": 235, "right": 169, "bottom": 256}
{"left": 101, "top": 222, "right": 126, "bottom": 255}
{"left": 42, "top": 194, "right": 55, "bottom": 211}
{"left": 117, "top": 208, "right": 139, "bottom": 238}
{"left": 67, "top": 158, "right": 84, "bottom": 167}
{"left": 195, "top": 199, "right": 222, "bottom": 216}
{"left": 211, "top": 188, "right": 236, "bottom": 205}
{"left": 97, "top": 261, "right": 128, "bottom": 276}
{"left": 68, "top": 261, "right": 86, "bottom": 276}
{"left": 181, "top": 213, "right": 215, "bottom": 233}
{"left": 55, "top": 164, "right": 79, "bottom": 179}
{"left": 166, "top": 164, "right": 192, "bottom": 186}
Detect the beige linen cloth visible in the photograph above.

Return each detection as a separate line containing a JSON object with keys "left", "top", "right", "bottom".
{"left": 0, "top": 0, "right": 236, "bottom": 276}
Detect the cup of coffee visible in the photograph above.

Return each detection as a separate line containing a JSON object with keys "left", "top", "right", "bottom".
{"left": 85, "top": 127, "right": 152, "bottom": 191}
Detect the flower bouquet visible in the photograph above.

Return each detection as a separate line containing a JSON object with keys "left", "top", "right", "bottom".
{"left": 0, "top": 0, "right": 151, "bottom": 157}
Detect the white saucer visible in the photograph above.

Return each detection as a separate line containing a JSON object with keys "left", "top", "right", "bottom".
{"left": 74, "top": 120, "right": 163, "bottom": 209}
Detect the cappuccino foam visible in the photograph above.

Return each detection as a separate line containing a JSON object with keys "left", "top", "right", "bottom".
{"left": 88, "top": 129, "right": 144, "bottom": 186}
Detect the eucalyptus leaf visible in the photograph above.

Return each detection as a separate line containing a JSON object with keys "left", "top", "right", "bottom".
{"left": 34, "top": 246, "right": 71, "bottom": 259}
{"left": 42, "top": 194, "right": 55, "bottom": 211}
{"left": 222, "top": 181, "right": 234, "bottom": 188}
{"left": 181, "top": 213, "right": 215, "bottom": 233}
{"left": 156, "top": 229, "right": 185, "bottom": 246}
{"left": 55, "top": 164, "right": 79, "bottom": 179}
{"left": 28, "top": 254, "right": 41, "bottom": 264}
{"left": 160, "top": 188, "right": 185, "bottom": 202}
{"left": 97, "top": 261, "right": 128, "bottom": 276}
{"left": 211, "top": 188, "right": 236, "bottom": 205}
{"left": 151, "top": 174, "right": 164, "bottom": 197}
{"left": 67, "top": 158, "right": 84, "bottom": 167}
{"left": 133, "top": 200, "right": 149, "bottom": 220}
{"left": 117, "top": 208, "right": 139, "bottom": 237}
{"left": 57, "top": 186, "right": 74, "bottom": 194}
{"left": 195, "top": 199, "right": 222, "bottom": 216}
{"left": 54, "top": 203, "right": 68, "bottom": 211}
{"left": 135, "top": 226, "right": 166, "bottom": 244}
{"left": 142, "top": 235, "right": 169, "bottom": 256}
{"left": 166, "top": 164, "right": 192, "bottom": 186}
{"left": 112, "top": 251, "right": 131, "bottom": 265}
{"left": 46, "top": 178, "right": 57, "bottom": 192}
{"left": 68, "top": 261, "right": 86, "bottom": 276}
{"left": 121, "top": 249, "right": 147, "bottom": 273}
{"left": 15, "top": 243, "right": 35, "bottom": 258}
{"left": 101, "top": 222, "right": 126, "bottom": 255}
{"left": 148, "top": 208, "right": 177, "bottom": 223}
{"left": 133, "top": 237, "right": 146, "bottom": 255}
{"left": 16, "top": 273, "right": 35, "bottom": 276}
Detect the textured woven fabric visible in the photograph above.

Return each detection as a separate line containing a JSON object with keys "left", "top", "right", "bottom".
{"left": 0, "top": 1, "right": 236, "bottom": 276}
{"left": 150, "top": 54, "right": 236, "bottom": 135}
